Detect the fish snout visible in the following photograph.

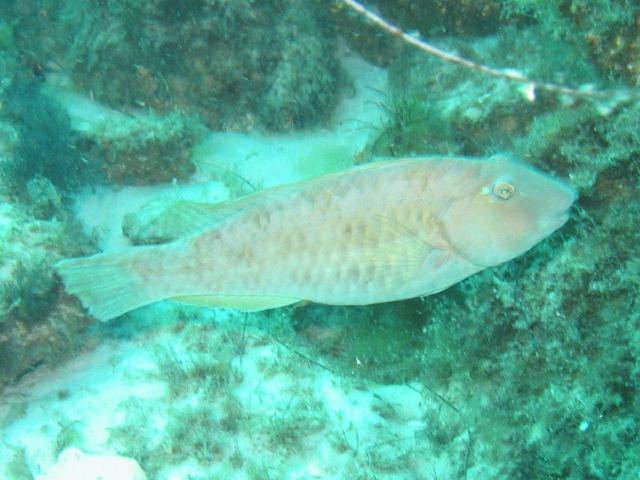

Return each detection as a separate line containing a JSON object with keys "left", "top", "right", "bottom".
{"left": 540, "top": 211, "right": 570, "bottom": 232}
{"left": 538, "top": 183, "right": 576, "bottom": 232}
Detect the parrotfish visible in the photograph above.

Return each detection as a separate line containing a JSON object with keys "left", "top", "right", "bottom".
{"left": 56, "top": 154, "right": 576, "bottom": 321}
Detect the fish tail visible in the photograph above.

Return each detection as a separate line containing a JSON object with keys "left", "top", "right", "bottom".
{"left": 55, "top": 244, "right": 179, "bottom": 322}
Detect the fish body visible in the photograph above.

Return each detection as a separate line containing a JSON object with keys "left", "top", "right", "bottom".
{"left": 56, "top": 154, "right": 576, "bottom": 321}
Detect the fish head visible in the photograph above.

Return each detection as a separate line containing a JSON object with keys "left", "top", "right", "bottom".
{"left": 441, "top": 154, "right": 576, "bottom": 267}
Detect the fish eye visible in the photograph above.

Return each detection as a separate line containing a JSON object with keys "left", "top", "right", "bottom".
{"left": 493, "top": 182, "right": 515, "bottom": 200}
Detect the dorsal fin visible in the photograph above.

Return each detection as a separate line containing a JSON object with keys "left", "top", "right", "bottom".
{"left": 359, "top": 214, "right": 435, "bottom": 288}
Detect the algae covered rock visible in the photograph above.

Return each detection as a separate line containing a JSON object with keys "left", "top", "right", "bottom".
{"left": 290, "top": 302, "right": 427, "bottom": 383}
{"left": 0, "top": 18, "right": 18, "bottom": 91}
{"left": 0, "top": 198, "right": 95, "bottom": 388}
{"left": 376, "top": 0, "right": 503, "bottom": 37}
{"left": 409, "top": 155, "right": 640, "bottom": 478}
{"left": 5, "top": 0, "right": 347, "bottom": 131}
{"left": 370, "top": 21, "right": 637, "bottom": 192}
{"left": 502, "top": 0, "right": 640, "bottom": 86}
{"left": 83, "top": 111, "right": 207, "bottom": 185}
{"left": 26, "top": 176, "right": 63, "bottom": 220}
{"left": 372, "top": 24, "right": 600, "bottom": 159}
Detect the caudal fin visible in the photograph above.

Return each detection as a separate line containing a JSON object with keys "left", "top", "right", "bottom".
{"left": 55, "top": 246, "right": 172, "bottom": 321}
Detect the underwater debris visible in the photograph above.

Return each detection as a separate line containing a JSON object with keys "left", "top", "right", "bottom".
{"left": 342, "top": 0, "right": 639, "bottom": 102}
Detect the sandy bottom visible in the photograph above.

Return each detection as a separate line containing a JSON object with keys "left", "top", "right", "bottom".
{"left": 0, "top": 304, "right": 481, "bottom": 480}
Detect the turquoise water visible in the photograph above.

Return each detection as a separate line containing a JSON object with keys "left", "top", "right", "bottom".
{"left": 0, "top": 1, "right": 638, "bottom": 479}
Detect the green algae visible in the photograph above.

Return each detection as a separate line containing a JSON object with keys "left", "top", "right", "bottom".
{"left": 291, "top": 302, "right": 427, "bottom": 383}
{"left": 1, "top": 82, "right": 98, "bottom": 193}
{"left": 109, "top": 318, "right": 330, "bottom": 478}
{"left": 4, "top": 448, "right": 33, "bottom": 480}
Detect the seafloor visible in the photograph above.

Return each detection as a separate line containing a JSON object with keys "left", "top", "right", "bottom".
{"left": 0, "top": 1, "right": 638, "bottom": 479}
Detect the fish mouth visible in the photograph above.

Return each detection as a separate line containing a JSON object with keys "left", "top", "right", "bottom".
{"left": 560, "top": 184, "right": 578, "bottom": 210}
{"left": 541, "top": 211, "right": 570, "bottom": 231}
{"left": 543, "top": 185, "right": 576, "bottom": 231}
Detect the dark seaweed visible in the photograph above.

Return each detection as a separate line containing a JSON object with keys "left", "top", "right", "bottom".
{"left": 1, "top": 81, "right": 99, "bottom": 193}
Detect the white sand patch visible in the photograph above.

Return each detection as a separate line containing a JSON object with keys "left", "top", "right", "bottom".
{"left": 0, "top": 308, "right": 470, "bottom": 479}
{"left": 42, "top": 83, "right": 129, "bottom": 134}
{"left": 36, "top": 448, "right": 146, "bottom": 480}
{"left": 0, "top": 335, "right": 164, "bottom": 478}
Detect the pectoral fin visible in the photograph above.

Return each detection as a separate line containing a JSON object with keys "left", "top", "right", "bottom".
{"left": 361, "top": 215, "right": 441, "bottom": 288}
{"left": 171, "top": 294, "right": 301, "bottom": 312}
